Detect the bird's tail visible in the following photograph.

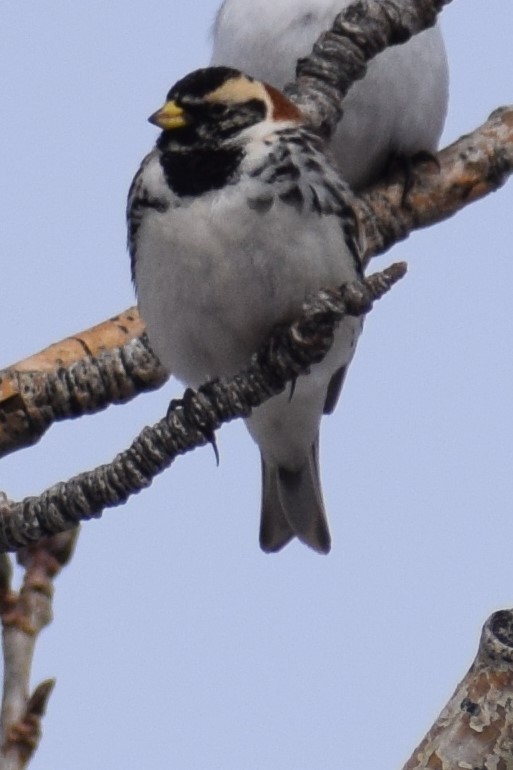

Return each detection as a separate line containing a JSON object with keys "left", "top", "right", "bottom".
{"left": 259, "top": 438, "right": 331, "bottom": 554}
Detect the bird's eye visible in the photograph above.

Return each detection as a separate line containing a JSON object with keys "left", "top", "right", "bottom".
{"left": 206, "top": 102, "right": 229, "bottom": 116}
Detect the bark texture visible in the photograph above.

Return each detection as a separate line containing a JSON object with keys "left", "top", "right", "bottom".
{"left": 286, "top": 0, "right": 451, "bottom": 137}
{"left": 0, "top": 105, "right": 511, "bottom": 458}
{"left": 0, "top": 310, "right": 166, "bottom": 460}
{"left": 0, "top": 267, "right": 405, "bottom": 551}
{"left": 1, "top": 1, "right": 512, "bottom": 766}
{"left": 404, "top": 610, "right": 513, "bottom": 770}
{"left": 0, "top": 530, "right": 77, "bottom": 769}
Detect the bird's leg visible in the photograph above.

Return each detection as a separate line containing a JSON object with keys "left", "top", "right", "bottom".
{"left": 167, "top": 388, "right": 220, "bottom": 466}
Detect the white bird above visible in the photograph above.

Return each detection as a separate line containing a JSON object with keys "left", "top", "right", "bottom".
{"left": 128, "top": 67, "right": 364, "bottom": 553}
{"left": 211, "top": 0, "right": 449, "bottom": 188}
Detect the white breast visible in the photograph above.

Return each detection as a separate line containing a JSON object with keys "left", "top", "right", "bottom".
{"left": 134, "top": 156, "right": 358, "bottom": 387}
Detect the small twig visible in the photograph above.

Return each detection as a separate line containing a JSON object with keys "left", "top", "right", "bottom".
{"left": 0, "top": 265, "right": 405, "bottom": 552}
{"left": 0, "top": 530, "right": 78, "bottom": 769}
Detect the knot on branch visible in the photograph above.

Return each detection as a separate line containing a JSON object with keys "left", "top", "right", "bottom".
{"left": 480, "top": 610, "right": 513, "bottom": 666}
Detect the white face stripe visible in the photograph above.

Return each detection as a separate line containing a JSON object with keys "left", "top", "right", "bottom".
{"left": 206, "top": 75, "right": 273, "bottom": 114}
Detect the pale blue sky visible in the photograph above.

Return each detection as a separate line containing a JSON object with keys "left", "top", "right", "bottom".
{"left": 1, "top": 2, "right": 512, "bottom": 768}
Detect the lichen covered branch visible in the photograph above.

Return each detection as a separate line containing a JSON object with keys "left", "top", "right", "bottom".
{"left": 286, "top": 0, "right": 452, "bottom": 136}
{"left": 357, "top": 105, "right": 513, "bottom": 260}
{"left": 0, "top": 310, "right": 167, "bottom": 459}
{"left": 403, "top": 610, "right": 513, "bottom": 770}
{"left": 0, "top": 266, "right": 405, "bottom": 552}
{"left": 1, "top": 104, "right": 511, "bottom": 459}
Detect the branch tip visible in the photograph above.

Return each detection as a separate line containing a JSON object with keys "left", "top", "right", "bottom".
{"left": 365, "top": 261, "right": 408, "bottom": 298}
{"left": 0, "top": 264, "right": 402, "bottom": 552}
{"left": 27, "top": 679, "right": 56, "bottom": 718}
{"left": 480, "top": 609, "right": 513, "bottom": 665}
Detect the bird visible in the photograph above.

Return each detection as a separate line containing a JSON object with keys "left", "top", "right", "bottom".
{"left": 211, "top": 0, "right": 449, "bottom": 189}
{"left": 128, "top": 66, "right": 364, "bottom": 554}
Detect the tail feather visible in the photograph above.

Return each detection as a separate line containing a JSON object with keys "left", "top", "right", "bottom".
{"left": 259, "top": 438, "right": 331, "bottom": 554}
{"left": 259, "top": 460, "right": 294, "bottom": 552}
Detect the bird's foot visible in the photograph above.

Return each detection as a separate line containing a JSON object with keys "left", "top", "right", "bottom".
{"left": 167, "top": 388, "right": 220, "bottom": 466}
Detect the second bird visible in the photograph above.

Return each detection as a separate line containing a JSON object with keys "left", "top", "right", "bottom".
{"left": 211, "top": 0, "right": 449, "bottom": 188}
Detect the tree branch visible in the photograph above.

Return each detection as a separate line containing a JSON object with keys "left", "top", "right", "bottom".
{"left": 286, "top": 0, "right": 452, "bottom": 137}
{"left": 358, "top": 106, "right": 513, "bottom": 260}
{"left": 403, "top": 610, "right": 513, "bottom": 769}
{"left": 1, "top": 104, "right": 511, "bottom": 458}
{"left": 0, "top": 530, "right": 78, "bottom": 768}
{"left": 0, "top": 266, "right": 405, "bottom": 551}
{"left": 0, "top": 310, "right": 166, "bottom": 460}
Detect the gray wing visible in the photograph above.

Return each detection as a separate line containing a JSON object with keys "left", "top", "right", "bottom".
{"left": 126, "top": 151, "right": 169, "bottom": 285}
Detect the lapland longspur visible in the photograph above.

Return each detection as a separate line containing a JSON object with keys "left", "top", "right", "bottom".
{"left": 129, "top": 67, "right": 363, "bottom": 553}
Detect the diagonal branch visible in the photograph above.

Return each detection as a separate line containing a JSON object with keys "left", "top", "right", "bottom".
{"left": 286, "top": 0, "right": 452, "bottom": 136}
{"left": 0, "top": 104, "right": 511, "bottom": 458}
{"left": 357, "top": 106, "right": 513, "bottom": 260}
{"left": 0, "top": 0, "right": 504, "bottom": 462}
{"left": 0, "top": 266, "right": 406, "bottom": 552}
{"left": 0, "top": 309, "right": 167, "bottom": 460}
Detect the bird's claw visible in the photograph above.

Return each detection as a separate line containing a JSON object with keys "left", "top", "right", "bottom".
{"left": 167, "top": 388, "right": 220, "bottom": 466}
{"left": 288, "top": 377, "right": 297, "bottom": 403}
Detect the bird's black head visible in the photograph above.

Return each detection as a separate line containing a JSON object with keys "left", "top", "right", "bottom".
{"left": 148, "top": 66, "right": 300, "bottom": 149}
{"left": 165, "top": 66, "right": 243, "bottom": 103}
{"left": 148, "top": 67, "right": 303, "bottom": 196}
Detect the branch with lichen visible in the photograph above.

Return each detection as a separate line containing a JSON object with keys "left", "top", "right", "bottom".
{"left": 357, "top": 105, "right": 513, "bottom": 261}
{"left": 0, "top": 265, "right": 405, "bottom": 551}
{"left": 286, "top": 0, "right": 452, "bottom": 137}
{"left": 402, "top": 609, "right": 513, "bottom": 770}
{"left": 0, "top": 309, "right": 167, "bottom": 460}
{"left": 0, "top": 0, "right": 512, "bottom": 766}
{"left": 0, "top": 5, "right": 511, "bottom": 458}
{"left": 0, "top": 530, "right": 78, "bottom": 769}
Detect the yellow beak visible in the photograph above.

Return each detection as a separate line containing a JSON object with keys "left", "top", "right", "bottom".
{"left": 148, "top": 100, "right": 187, "bottom": 130}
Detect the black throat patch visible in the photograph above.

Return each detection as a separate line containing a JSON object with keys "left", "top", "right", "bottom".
{"left": 158, "top": 145, "right": 244, "bottom": 196}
